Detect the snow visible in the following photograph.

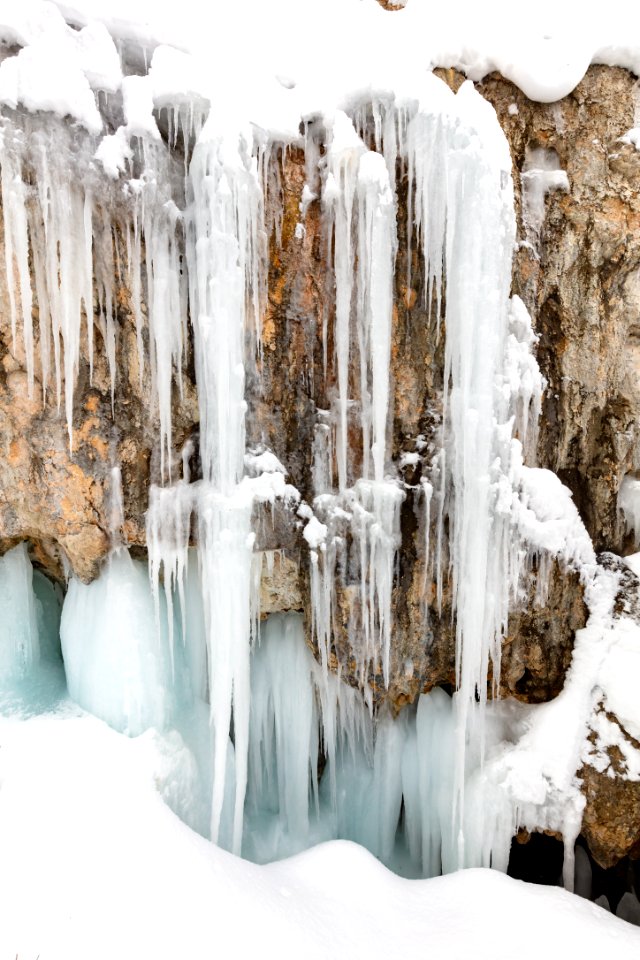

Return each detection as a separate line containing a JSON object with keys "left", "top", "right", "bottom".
{"left": 503, "top": 296, "right": 544, "bottom": 456}
{"left": 586, "top": 708, "right": 640, "bottom": 780}
{"left": 0, "top": 7, "right": 116, "bottom": 133}
{"left": 597, "top": 614, "right": 640, "bottom": 744}
{"left": 95, "top": 125, "right": 132, "bottom": 178}
{"left": 4, "top": 536, "right": 640, "bottom": 930}
{"left": 27, "top": 0, "right": 636, "bottom": 108}
{"left": 621, "top": 127, "right": 640, "bottom": 150}
{"left": 245, "top": 450, "right": 288, "bottom": 475}
{"left": 514, "top": 462, "right": 595, "bottom": 567}
{"left": 0, "top": 707, "right": 639, "bottom": 960}
{"left": 0, "top": 0, "right": 636, "bottom": 150}
{"left": 303, "top": 515, "right": 328, "bottom": 548}
{"left": 399, "top": 451, "right": 420, "bottom": 468}
{"left": 121, "top": 74, "right": 160, "bottom": 139}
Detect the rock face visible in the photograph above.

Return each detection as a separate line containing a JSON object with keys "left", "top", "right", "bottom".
{"left": 0, "top": 140, "right": 199, "bottom": 583}
{"left": 480, "top": 66, "right": 640, "bottom": 554}
{"left": 252, "top": 65, "right": 640, "bottom": 714}
{"left": 0, "top": 63, "right": 639, "bottom": 868}
{"left": 581, "top": 715, "right": 640, "bottom": 869}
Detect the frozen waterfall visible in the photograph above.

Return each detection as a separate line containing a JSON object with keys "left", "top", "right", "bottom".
{"left": 0, "top": 54, "right": 589, "bottom": 886}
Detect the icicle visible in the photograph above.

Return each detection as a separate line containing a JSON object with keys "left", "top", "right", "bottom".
{"left": 197, "top": 488, "right": 254, "bottom": 853}
{"left": 33, "top": 131, "right": 95, "bottom": 444}
{"left": 309, "top": 126, "right": 401, "bottom": 696}
{"left": 182, "top": 118, "right": 266, "bottom": 855}
{"left": 146, "top": 481, "right": 195, "bottom": 683}
{"left": 0, "top": 111, "right": 190, "bottom": 469}
{"left": 356, "top": 150, "right": 395, "bottom": 483}
{"left": 0, "top": 116, "right": 100, "bottom": 444}
{"left": 349, "top": 480, "right": 404, "bottom": 687}
{"left": 188, "top": 131, "right": 263, "bottom": 493}
{"left": 94, "top": 205, "right": 117, "bottom": 408}
{"left": 313, "top": 650, "right": 374, "bottom": 824}
{"left": 132, "top": 137, "right": 190, "bottom": 482}
{"left": 421, "top": 478, "right": 433, "bottom": 622}
{"left": 323, "top": 112, "right": 365, "bottom": 492}
{"left": 0, "top": 128, "right": 33, "bottom": 392}
{"left": 245, "top": 613, "right": 318, "bottom": 861}
{"left": 109, "top": 466, "right": 125, "bottom": 548}
{"left": 504, "top": 295, "right": 544, "bottom": 461}
{"left": 125, "top": 217, "right": 144, "bottom": 387}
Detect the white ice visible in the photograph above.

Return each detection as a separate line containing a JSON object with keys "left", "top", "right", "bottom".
{"left": 60, "top": 549, "right": 176, "bottom": 737}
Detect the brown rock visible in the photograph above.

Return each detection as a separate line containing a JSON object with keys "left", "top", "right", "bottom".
{"left": 581, "top": 709, "right": 640, "bottom": 869}
{"left": 479, "top": 67, "right": 640, "bottom": 553}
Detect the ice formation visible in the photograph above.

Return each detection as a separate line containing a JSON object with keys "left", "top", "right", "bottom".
{"left": 1, "top": 0, "right": 640, "bottom": 911}
{"left": 60, "top": 550, "right": 176, "bottom": 736}
{"left": 521, "top": 146, "right": 570, "bottom": 242}
{"left": 619, "top": 476, "right": 640, "bottom": 546}
{"left": 0, "top": 544, "right": 41, "bottom": 680}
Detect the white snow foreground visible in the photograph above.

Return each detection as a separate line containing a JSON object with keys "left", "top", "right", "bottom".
{"left": 0, "top": 708, "right": 639, "bottom": 960}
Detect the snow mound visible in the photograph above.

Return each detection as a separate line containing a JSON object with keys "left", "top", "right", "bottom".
{"left": 1, "top": 708, "right": 639, "bottom": 960}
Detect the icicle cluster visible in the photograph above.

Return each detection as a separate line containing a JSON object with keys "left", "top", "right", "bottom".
{"left": 0, "top": 44, "right": 600, "bottom": 888}
{"left": 0, "top": 113, "right": 189, "bottom": 464}
{"left": 306, "top": 109, "right": 404, "bottom": 699}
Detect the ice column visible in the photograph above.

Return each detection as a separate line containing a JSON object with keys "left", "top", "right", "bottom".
{"left": 311, "top": 115, "right": 402, "bottom": 694}
{"left": 0, "top": 544, "right": 40, "bottom": 681}
{"left": 60, "top": 550, "right": 175, "bottom": 736}
{"left": 184, "top": 122, "right": 265, "bottom": 854}
{"left": 407, "top": 80, "right": 517, "bottom": 865}
{"left": 324, "top": 112, "right": 364, "bottom": 493}
{"left": 245, "top": 613, "right": 319, "bottom": 861}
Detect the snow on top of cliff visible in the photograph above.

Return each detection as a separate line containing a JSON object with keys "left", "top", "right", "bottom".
{"left": 0, "top": 0, "right": 638, "bottom": 134}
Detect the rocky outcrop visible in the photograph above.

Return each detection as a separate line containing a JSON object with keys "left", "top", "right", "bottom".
{"left": 480, "top": 66, "right": 640, "bottom": 553}
{"left": 581, "top": 710, "right": 640, "bottom": 869}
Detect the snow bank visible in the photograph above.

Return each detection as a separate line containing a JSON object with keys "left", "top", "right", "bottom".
{"left": 0, "top": 707, "right": 639, "bottom": 960}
